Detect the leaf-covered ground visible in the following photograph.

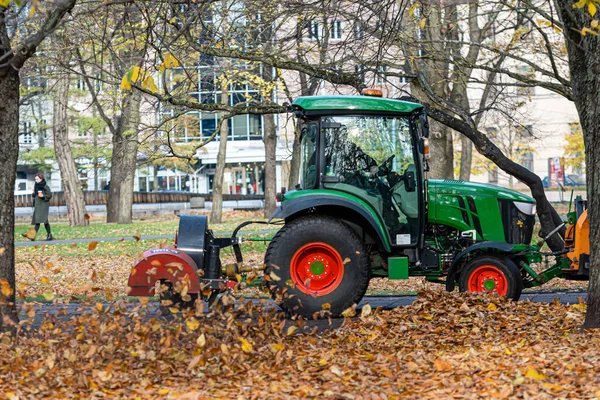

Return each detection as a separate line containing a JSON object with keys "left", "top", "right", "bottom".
{"left": 2, "top": 289, "right": 599, "bottom": 398}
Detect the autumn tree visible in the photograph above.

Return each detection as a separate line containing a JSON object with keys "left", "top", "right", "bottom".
{"left": 0, "top": 0, "right": 77, "bottom": 330}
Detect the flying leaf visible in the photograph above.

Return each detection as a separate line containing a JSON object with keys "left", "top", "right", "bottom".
{"left": 286, "top": 326, "right": 298, "bottom": 336}
{"left": 133, "top": 231, "right": 141, "bottom": 241}
{"left": 0, "top": 278, "right": 13, "bottom": 297}
{"left": 269, "top": 271, "right": 281, "bottom": 281}
{"left": 24, "top": 228, "right": 36, "bottom": 240}
{"left": 88, "top": 241, "right": 99, "bottom": 251}
{"left": 341, "top": 306, "right": 357, "bottom": 318}
{"left": 361, "top": 304, "right": 372, "bottom": 317}
{"left": 84, "top": 214, "right": 91, "bottom": 220}
{"left": 0, "top": 247, "right": 4, "bottom": 255}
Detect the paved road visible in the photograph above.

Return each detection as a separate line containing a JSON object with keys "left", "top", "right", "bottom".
{"left": 15, "top": 229, "right": 279, "bottom": 247}
{"left": 19, "top": 291, "right": 587, "bottom": 331}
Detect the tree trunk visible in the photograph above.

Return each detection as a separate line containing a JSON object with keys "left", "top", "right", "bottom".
{"left": 107, "top": 88, "right": 141, "bottom": 224}
{"left": 459, "top": 135, "right": 472, "bottom": 181}
{"left": 263, "top": 114, "right": 277, "bottom": 217}
{"left": 210, "top": 89, "right": 229, "bottom": 224}
{"left": 0, "top": 69, "right": 20, "bottom": 329}
{"left": 555, "top": 2, "right": 600, "bottom": 328}
{"left": 153, "top": 162, "right": 159, "bottom": 191}
{"left": 53, "top": 70, "right": 87, "bottom": 226}
{"left": 428, "top": 121, "right": 454, "bottom": 179}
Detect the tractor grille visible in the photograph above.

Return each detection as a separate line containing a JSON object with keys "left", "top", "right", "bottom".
{"left": 498, "top": 200, "right": 535, "bottom": 245}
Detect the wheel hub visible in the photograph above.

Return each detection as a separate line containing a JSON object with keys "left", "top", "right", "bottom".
{"left": 290, "top": 242, "right": 344, "bottom": 296}
{"left": 467, "top": 265, "right": 508, "bottom": 296}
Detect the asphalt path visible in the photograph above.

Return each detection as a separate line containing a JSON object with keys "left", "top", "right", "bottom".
{"left": 19, "top": 291, "right": 588, "bottom": 332}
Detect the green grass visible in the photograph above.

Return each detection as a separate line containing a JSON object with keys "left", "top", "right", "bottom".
{"left": 15, "top": 214, "right": 275, "bottom": 242}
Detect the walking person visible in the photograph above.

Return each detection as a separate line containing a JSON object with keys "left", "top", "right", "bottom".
{"left": 31, "top": 172, "right": 53, "bottom": 241}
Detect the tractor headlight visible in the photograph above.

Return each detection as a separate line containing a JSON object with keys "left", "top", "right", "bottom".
{"left": 513, "top": 201, "right": 536, "bottom": 216}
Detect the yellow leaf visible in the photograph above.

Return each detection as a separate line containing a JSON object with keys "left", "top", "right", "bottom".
{"left": 186, "top": 318, "right": 200, "bottom": 331}
{"left": 163, "top": 53, "right": 180, "bottom": 69}
{"left": 24, "top": 228, "right": 36, "bottom": 240}
{"left": 360, "top": 304, "right": 372, "bottom": 317}
{"left": 318, "top": 359, "right": 327, "bottom": 366}
{"left": 505, "top": 348, "right": 513, "bottom": 355}
{"left": 419, "top": 18, "right": 427, "bottom": 29}
{"left": 239, "top": 337, "right": 253, "bottom": 353}
{"left": 573, "top": 0, "right": 587, "bottom": 8}
{"left": 544, "top": 383, "right": 563, "bottom": 391}
{"left": 41, "top": 277, "right": 49, "bottom": 285}
{"left": 220, "top": 343, "right": 229, "bottom": 355}
{"left": 0, "top": 278, "right": 13, "bottom": 297}
{"left": 42, "top": 290, "right": 54, "bottom": 301}
{"left": 96, "top": 303, "right": 104, "bottom": 312}
{"left": 88, "top": 241, "right": 99, "bottom": 251}
{"left": 525, "top": 367, "right": 547, "bottom": 380}
{"left": 120, "top": 74, "right": 132, "bottom": 91}
{"left": 592, "top": 19, "right": 599, "bottom": 28}
{"left": 341, "top": 306, "right": 357, "bottom": 318}
{"left": 0, "top": 0, "right": 10, "bottom": 8}
{"left": 0, "top": 247, "right": 4, "bottom": 255}
{"left": 590, "top": 2, "right": 597, "bottom": 16}
{"left": 197, "top": 333, "right": 206, "bottom": 347}
{"left": 130, "top": 66, "right": 141, "bottom": 83}
{"left": 582, "top": 27, "right": 599, "bottom": 36}
{"left": 422, "top": 313, "right": 433, "bottom": 320}
{"left": 321, "top": 303, "right": 331, "bottom": 310}
{"left": 270, "top": 342, "right": 284, "bottom": 352}
{"left": 142, "top": 75, "right": 158, "bottom": 93}
{"left": 269, "top": 271, "right": 281, "bottom": 281}
{"left": 487, "top": 303, "right": 497, "bottom": 311}
{"left": 286, "top": 326, "right": 298, "bottom": 336}
{"left": 408, "top": 2, "right": 418, "bottom": 17}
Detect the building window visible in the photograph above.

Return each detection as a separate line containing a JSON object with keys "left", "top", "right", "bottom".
{"left": 376, "top": 65, "right": 387, "bottom": 85}
{"left": 516, "top": 65, "right": 535, "bottom": 96}
{"left": 76, "top": 77, "right": 86, "bottom": 91}
{"left": 354, "top": 64, "right": 365, "bottom": 84}
{"left": 331, "top": 20, "right": 342, "bottom": 39}
{"left": 77, "top": 120, "right": 87, "bottom": 137}
{"left": 40, "top": 119, "right": 48, "bottom": 140}
{"left": 521, "top": 152, "right": 534, "bottom": 171}
{"left": 515, "top": 124, "right": 533, "bottom": 137}
{"left": 489, "top": 166, "right": 498, "bottom": 184}
{"left": 308, "top": 20, "right": 320, "bottom": 40}
{"left": 354, "top": 22, "right": 364, "bottom": 40}
{"left": 21, "top": 122, "right": 32, "bottom": 144}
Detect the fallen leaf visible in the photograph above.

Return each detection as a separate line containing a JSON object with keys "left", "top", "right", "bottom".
{"left": 88, "top": 241, "right": 99, "bottom": 251}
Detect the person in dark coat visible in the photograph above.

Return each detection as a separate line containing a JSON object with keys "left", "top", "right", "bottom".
{"left": 31, "top": 172, "right": 53, "bottom": 241}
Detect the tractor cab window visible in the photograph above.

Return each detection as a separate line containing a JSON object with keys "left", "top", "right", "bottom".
{"left": 299, "top": 121, "right": 318, "bottom": 189}
{"left": 322, "top": 115, "right": 419, "bottom": 246}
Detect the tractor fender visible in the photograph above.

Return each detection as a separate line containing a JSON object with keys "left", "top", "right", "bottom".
{"left": 445, "top": 241, "right": 519, "bottom": 292}
{"left": 127, "top": 247, "right": 201, "bottom": 297}
{"left": 269, "top": 194, "right": 391, "bottom": 252}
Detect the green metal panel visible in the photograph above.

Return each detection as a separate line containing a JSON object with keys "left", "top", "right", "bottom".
{"left": 281, "top": 189, "right": 392, "bottom": 250}
{"left": 388, "top": 257, "right": 409, "bottom": 279}
{"left": 427, "top": 180, "right": 535, "bottom": 242}
{"left": 293, "top": 96, "right": 423, "bottom": 114}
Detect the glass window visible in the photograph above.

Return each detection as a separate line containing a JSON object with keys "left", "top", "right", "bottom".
{"left": 232, "top": 115, "right": 248, "bottom": 140}
{"left": 249, "top": 114, "right": 262, "bottom": 139}
{"left": 322, "top": 115, "right": 418, "bottom": 245}
{"left": 299, "top": 122, "right": 318, "bottom": 189}
{"left": 202, "top": 117, "right": 217, "bottom": 137}
{"left": 331, "top": 20, "right": 342, "bottom": 39}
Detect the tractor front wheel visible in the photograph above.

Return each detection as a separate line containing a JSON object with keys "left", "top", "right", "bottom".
{"left": 458, "top": 256, "right": 523, "bottom": 300}
{"left": 265, "top": 216, "right": 370, "bottom": 317}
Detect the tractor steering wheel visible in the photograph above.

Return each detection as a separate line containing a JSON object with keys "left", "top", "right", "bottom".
{"left": 377, "top": 154, "right": 396, "bottom": 176}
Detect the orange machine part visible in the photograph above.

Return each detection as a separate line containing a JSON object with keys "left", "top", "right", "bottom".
{"left": 127, "top": 247, "right": 201, "bottom": 296}
{"left": 565, "top": 209, "right": 589, "bottom": 271}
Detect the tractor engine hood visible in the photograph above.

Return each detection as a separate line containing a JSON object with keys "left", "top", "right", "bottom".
{"left": 428, "top": 179, "right": 535, "bottom": 204}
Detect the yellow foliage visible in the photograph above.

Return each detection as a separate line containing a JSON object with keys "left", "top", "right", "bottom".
{"left": 0, "top": 0, "right": 10, "bottom": 8}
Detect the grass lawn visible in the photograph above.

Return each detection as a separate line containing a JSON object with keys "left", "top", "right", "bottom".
{"left": 14, "top": 210, "right": 273, "bottom": 242}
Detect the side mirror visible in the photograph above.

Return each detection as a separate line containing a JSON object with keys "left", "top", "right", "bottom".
{"left": 419, "top": 113, "right": 429, "bottom": 138}
{"left": 405, "top": 171, "right": 416, "bottom": 192}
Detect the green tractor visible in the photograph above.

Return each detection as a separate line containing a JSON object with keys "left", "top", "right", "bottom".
{"left": 263, "top": 92, "right": 545, "bottom": 317}
{"left": 129, "top": 91, "right": 588, "bottom": 317}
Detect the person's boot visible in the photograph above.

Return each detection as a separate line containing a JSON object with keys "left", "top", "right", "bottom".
{"left": 45, "top": 233, "right": 53, "bottom": 241}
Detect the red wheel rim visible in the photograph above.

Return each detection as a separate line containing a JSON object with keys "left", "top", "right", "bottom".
{"left": 290, "top": 242, "right": 344, "bottom": 296}
{"left": 467, "top": 265, "right": 508, "bottom": 296}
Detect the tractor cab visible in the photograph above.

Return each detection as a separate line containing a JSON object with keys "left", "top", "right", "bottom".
{"left": 285, "top": 92, "right": 430, "bottom": 249}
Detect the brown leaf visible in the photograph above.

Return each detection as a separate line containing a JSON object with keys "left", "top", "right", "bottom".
{"left": 88, "top": 241, "right": 99, "bottom": 251}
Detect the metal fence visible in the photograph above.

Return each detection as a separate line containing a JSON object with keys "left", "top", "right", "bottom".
{"left": 14, "top": 191, "right": 265, "bottom": 207}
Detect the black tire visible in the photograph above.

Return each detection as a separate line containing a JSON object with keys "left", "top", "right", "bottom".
{"left": 458, "top": 256, "right": 523, "bottom": 300}
{"left": 264, "top": 216, "right": 370, "bottom": 318}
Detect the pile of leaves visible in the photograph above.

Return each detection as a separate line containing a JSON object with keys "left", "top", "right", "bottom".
{"left": 1, "top": 289, "right": 599, "bottom": 398}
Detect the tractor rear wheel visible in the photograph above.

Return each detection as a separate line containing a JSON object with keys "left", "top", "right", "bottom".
{"left": 458, "top": 256, "right": 523, "bottom": 300}
{"left": 265, "top": 216, "right": 370, "bottom": 318}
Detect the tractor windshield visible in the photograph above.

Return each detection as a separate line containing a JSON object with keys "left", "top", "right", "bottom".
{"left": 322, "top": 115, "right": 419, "bottom": 246}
